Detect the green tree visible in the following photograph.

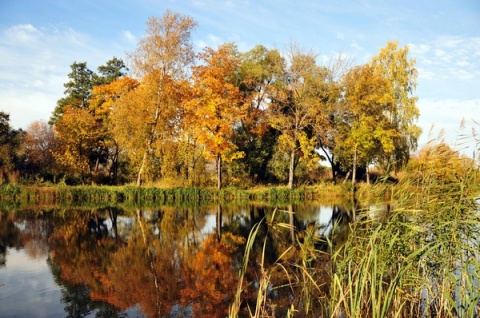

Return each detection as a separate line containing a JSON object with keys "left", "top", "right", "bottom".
{"left": 95, "top": 57, "right": 129, "bottom": 85}
{"left": 0, "top": 111, "right": 24, "bottom": 183}
{"left": 269, "top": 45, "right": 326, "bottom": 188}
{"left": 233, "top": 45, "right": 285, "bottom": 184}
{"left": 50, "top": 62, "right": 96, "bottom": 124}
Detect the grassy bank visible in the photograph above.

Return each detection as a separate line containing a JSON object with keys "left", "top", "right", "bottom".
{"left": 0, "top": 183, "right": 347, "bottom": 207}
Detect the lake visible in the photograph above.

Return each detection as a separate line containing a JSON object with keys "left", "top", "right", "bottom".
{"left": 0, "top": 201, "right": 351, "bottom": 317}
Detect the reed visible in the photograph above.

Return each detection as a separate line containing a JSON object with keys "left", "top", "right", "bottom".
{"left": 230, "top": 138, "right": 480, "bottom": 317}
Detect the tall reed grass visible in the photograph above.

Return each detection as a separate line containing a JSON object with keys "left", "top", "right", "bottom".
{"left": 230, "top": 138, "right": 480, "bottom": 317}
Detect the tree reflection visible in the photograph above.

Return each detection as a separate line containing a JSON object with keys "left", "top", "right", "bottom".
{"left": 181, "top": 231, "right": 245, "bottom": 317}
{"left": 48, "top": 208, "right": 124, "bottom": 316}
{"left": 0, "top": 212, "right": 22, "bottom": 267}
{"left": 91, "top": 208, "right": 191, "bottom": 317}
{"left": 1, "top": 203, "right": 351, "bottom": 317}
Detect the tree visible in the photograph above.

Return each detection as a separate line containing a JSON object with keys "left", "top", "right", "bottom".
{"left": 336, "top": 64, "right": 396, "bottom": 185}
{"left": 0, "top": 111, "right": 24, "bottom": 183}
{"left": 50, "top": 58, "right": 128, "bottom": 125}
{"left": 233, "top": 45, "right": 285, "bottom": 184}
{"left": 183, "top": 43, "right": 245, "bottom": 189}
{"left": 114, "top": 11, "right": 197, "bottom": 186}
{"left": 95, "top": 57, "right": 129, "bottom": 85}
{"left": 370, "top": 41, "right": 421, "bottom": 172}
{"left": 89, "top": 76, "right": 138, "bottom": 183}
{"left": 47, "top": 59, "right": 129, "bottom": 183}
{"left": 50, "top": 62, "right": 96, "bottom": 124}
{"left": 23, "top": 120, "right": 57, "bottom": 180}
{"left": 312, "top": 55, "right": 348, "bottom": 183}
{"left": 53, "top": 107, "right": 99, "bottom": 182}
{"left": 269, "top": 45, "right": 326, "bottom": 188}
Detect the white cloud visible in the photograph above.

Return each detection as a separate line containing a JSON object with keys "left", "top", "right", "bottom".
{"left": 417, "top": 67, "right": 436, "bottom": 80}
{"left": 4, "top": 24, "right": 41, "bottom": 43}
{"left": 412, "top": 35, "right": 480, "bottom": 102}
{"left": 450, "top": 68, "right": 474, "bottom": 80}
{"left": 434, "top": 48, "right": 451, "bottom": 62}
{"left": 350, "top": 40, "right": 364, "bottom": 51}
{"left": 417, "top": 98, "right": 479, "bottom": 153}
{"left": 196, "top": 33, "right": 222, "bottom": 49}
{"left": 0, "top": 23, "right": 129, "bottom": 129}
{"left": 409, "top": 43, "right": 430, "bottom": 55}
{"left": 122, "top": 30, "right": 136, "bottom": 43}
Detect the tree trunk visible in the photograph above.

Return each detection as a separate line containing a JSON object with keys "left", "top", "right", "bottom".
{"left": 320, "top": 146, "right": 337, "bottom": 184}
{"left": 343, "top": 170, "right": 351, "bottom": 184}
{"left": 366, "top": 164, "right": 370, "bottom": 184}
{"left": 288, "top": 150, "right": 295, "bottom": 189}
{"left": 216, "top": 205, "right": 222, "bottom": 242}
{"left": 137, "top": 101, "right": 161, "bottom": 186}
{"left": 136, "top": 210, "right": 161, "bottom": 316}
{"left": 217, "top": 154, "right": 222, "bottom": 190}
{"left": 351, "top": 144, "right": 357, "bottom": 187}
{"left": 136, "top": 151, "right": 147, "bottom": 186}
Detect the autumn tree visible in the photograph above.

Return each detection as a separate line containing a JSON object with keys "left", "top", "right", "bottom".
{"left": 370, "top": 41, "right": 421, "bottom": 172}
{"left": 53, "top": 107, "right": 99, "bottom": 182}
{"left": 23, "top": 120, "right": 57, "bottom": 181}
{"left": 49, "top": 58, "right": 129, "bottom": 183}
{"left": 335, "top": 64, "right": 396, "bottom": 184}
{"left": 112, "top": 11, "right": 197, "bottom": 186}
{"left": 89, "top": 76, "right": 138, "bottom": 183}
{"left": 183, "top": 43, "right": 245, "bottom": 189}
{"left": 269, "top": 45, "right": 327, "bottom": 189}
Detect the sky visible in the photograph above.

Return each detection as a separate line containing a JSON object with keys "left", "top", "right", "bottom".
{"left": 1, "top": 0, "right": 479, "bottom": 156}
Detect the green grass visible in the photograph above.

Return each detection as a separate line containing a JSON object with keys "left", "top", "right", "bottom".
{"left": 0, "top": 183, "right": 347, "bottom": 207}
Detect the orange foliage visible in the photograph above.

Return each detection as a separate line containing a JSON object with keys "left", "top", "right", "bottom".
{"left": 181, "top": 232, "right": 245, "bottom": 317}
{"left": 183, "top": 43, "right": 245, "bottom": 162}
{"left": 89, "top": 76, "right": 139, "bottom": 118}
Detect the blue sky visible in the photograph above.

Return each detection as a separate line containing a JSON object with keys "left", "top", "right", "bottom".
{"left": 1, "top": 0, "right": 479, "bottom": 155}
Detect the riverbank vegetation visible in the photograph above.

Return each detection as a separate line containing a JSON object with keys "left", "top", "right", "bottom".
{"left": 0, "top": 183, "right": 344, "bottom": 210}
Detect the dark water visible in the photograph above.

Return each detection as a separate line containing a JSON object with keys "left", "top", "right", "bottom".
{"left": 0, "top": 202, "right": 350, "bottom": 317}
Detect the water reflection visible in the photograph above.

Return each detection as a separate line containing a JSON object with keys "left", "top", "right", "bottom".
{"left": 0, "top": 202, "right": 349, "bottom": 317}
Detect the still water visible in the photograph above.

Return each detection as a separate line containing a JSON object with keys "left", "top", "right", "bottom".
{"left": 0, "top": 202, "right": 349, "bottom": 317}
